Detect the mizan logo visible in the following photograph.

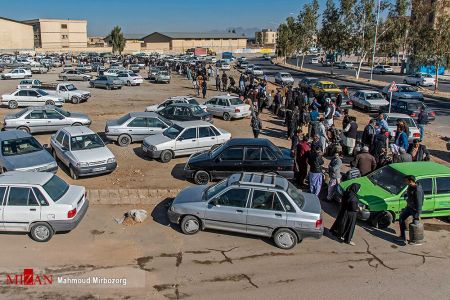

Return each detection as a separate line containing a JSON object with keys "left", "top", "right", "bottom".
{"left": 5, "top": 269, "right": 53, "bottom": 285}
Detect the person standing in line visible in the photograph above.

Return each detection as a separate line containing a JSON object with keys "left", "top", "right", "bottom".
{"left": 408, "top": 139, "right": 430, "bottom": 161}
{"left": 215, "top": 74, "right": 221, "bottom": 91}
{"left": 221, "top": 72, "right": 228, "bottom": 92}
{"left": 308, "top": 146, "right": 324, "bottom": 196}
{"left": 296, "top": 135, "right": 311, "bottom": 187}
{"left": 317, "top": 118, "right": 329, "bottom": 154}
{"left": 362, "top": 119, "right": 376, "bottom": 147}
{"left": 273, "top": 90, "right": 281, "bottom": 115}
{"left": 398, "top": 175, "right": 424, "bottom": 245}
{"left": 327, "top": 150, "right": 342, "bottom": 201}
{"left": 201, "top": 80, "right": 207, "bottom": 99}
{"left": 395, "top": 123, "right": 409, "bottom": 152}
{"left": 343, "top": 116, "right": 358, "bottom": 155}
{"left": 353, "top": 146, "right": 377, "bottom": 176}
{"left": 250, "top": 112, "right": 262, "bottom": 138}
{"left": 417, "top": 106, "right": 428, "bottom": 142}
{"left": 323, "top": 98, "right": 335, "bottom": 128}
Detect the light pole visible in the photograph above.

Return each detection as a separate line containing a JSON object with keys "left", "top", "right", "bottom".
{"left": 369, "top": 0, "right": 381, "bottom": 81}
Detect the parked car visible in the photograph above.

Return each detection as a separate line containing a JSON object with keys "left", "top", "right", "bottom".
{"left": 184, "top": 138, "right": 294, "bottom": 185}
{"left": 1, "top": 89, "right": 63, "bottom": 109}
{"left": 203, "top": 95, "right": 251, "bottom": 121}
{"left": 382, "top": 99, "right": 435, "bottom": 121}
{"left": 403, "top": 72, "right": 435, "bottom": 87}
{"left": 218, "top": 61, "right": 231, "bottom": 70}
{"left": 50, "top": 126, "right": 117, "bottom": 179}
{"left": 381, "top": 84, "right": 424, "bottom": 101}
{"left": 0, "top": 130, "right": 57, "bottom": 173}
{"left": 298, "top": 77, "right": 319, "bottom": 93}
{"left": 350, "top": 90, "right": 389, "bottom": 112}
{"left": 145, "top": 96, "right": 207, "bottom": 112}
{"left": 103, "top": 69, "right": 121, "bottom": 77}
{"left": 274, "top": 72, "right": 294, "bottom": 85}
{"left": 338, "top": 162, "right": 450, "bottom": 228}
{"left": 3, "top": 106, "right": 91, "bottom": 134}
{"left": 0, "top": 171, "right": 89, "bottom": 242}
{"left": 168, "top": 172, "right": 323, "bottom": 249}
{"left": 17, "top": 79, "right": 42, "bottom": 89}
{"left": 154, "top": 70, "right": 171, "bottom": 83}
{"left": 105, "top": 112, "right": 172, "bottom": 146}
{"left": 148, "top": 67, "right": 163, "bottom": 81}
{"left": 337, "top": 61, "right": 354, "bottom": 69}
{"left": 30, "top": 65, "right": 48, "bottom": 74}
{"left": 59, "top": 70, "right": 92, "bottom": 81}
{"left": 62, "top": 64, "right": 73, "bottom": 72}
{"left": 245, "top": 64, "right": 255, "bottom": 74}
{"left": 321, "top": 60, "right": 332, "bottom": 67}
{"left": 158, "top": 103, "right": 212, "bottom": 123}
{"left": 89, "top": 76, "right": 123, "bottom": 90}
{"left": 41, "top": 83, "right": 91, "bottom": 104}
{"left": 142, "top": 121, "right": 231, "bottom": 163}
{"left": 372, "top": 65, "right": 393, "bottom": 75}
{"left": 237, "top": 61, "right": 249, "bottom": 69}
{"left": 117, "top": 71, "right": 144, "bottom": 86}
{"left": 311, "top": 80, "right": 341, "bottom": 96}
{"left": 1, "top": 68, "right": 32, "bottom": 80}
{"left": 251, "top": 66, "right": 264, "bottom": 76}
{"left": 384, "top": 113, "right": 421, "bottom": 142}
{"left": 309, "top": 57, "right": 319, "bottom": 64}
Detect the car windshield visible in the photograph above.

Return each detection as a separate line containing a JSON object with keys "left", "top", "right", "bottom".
{"left": 160, "top": 71, "right": 169, "bottom": 76}
{"left": 368, "top": 166, "right": 406, "bottom": 194}
{"left": 192, "top": 105, "right": 204, "bottom": 114}
{"left": 286, "top": 182, "right": 305, "bottom": 208}
{"left": 187, "top": 99, "right": 200, "bottom": 105}
{"left": 14, "top": 108, "right": 28, "bottom": 118}
{"left": 386, "top": 117, "right": 415, "bottom": 127}
{"left": 70, "top": 134, "right": 104, "bottom": 151}
{"left": 55, "top": 107, "right": 70, "bottom": 117}
{"left": 65, "top": 84, "right": 77, "bottom": 91}
{"left": 163, "top": 124, "right": 183, "bottom": 139}
{"left": 383, "top": 65, "right": 391, "bottom": 68}
{"left": 229, "top": 98, "right": 243, "bottom": 105}
{"left": 43, "top": 175, "right": 69, "bottom": 202}
{"left": 366, "top": 92, "right": 383, "bottom": 100}
{"left": 205, "top": 179, "right": 227, "bottom": 200}
{"left": 323, "top": 83, "right": 338, "bottom": 89}
{"left": 399, "top": 86, "right": 417, "bottom": 92}
{"left": 1, "top": 137, "right": 43, "bottom": 156}
{"left": 281, "top": 73, "right": 291, "bottom": 78}
{"left": 36, "top": 89, "right": 49, "bottom": 96}
{"left": 421, "top": 73, "right": 432, "bottom": 78}
{"left": 407, "top": 102, "right": 424, "bottom": 110}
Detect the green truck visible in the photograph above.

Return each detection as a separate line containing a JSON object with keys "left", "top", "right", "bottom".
{"left": 338, "top": 162, "right": 450, "bottom": 228}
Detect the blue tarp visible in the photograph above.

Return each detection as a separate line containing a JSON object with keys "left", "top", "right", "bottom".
{"left": 418, "top": 65, "right": 445, "bottom": 75}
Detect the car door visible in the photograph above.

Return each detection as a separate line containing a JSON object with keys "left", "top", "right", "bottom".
{"left": 10, "top": 70, "right": 19, "bottom": 79}
{"left": 126, "top": 117, "right": 150, "bottom": 142}
{"left": 148, "top": 117, "right": 169, "bottom": 136}
{"left": 204, "top": 187, "right": 250, "bottom": 233}
{"left": 246, "top": 189, "right": 287, "bottom": 236}
{"left": 416, "top": 178, "right": 435, "bottom": 217}
{"left": 206, "top": 98, "right": 218, "bottom": 116}
{"left": 0, "top": 187, "right": 7, "bottom": 230}
{"left": 15, "top": 90, "right": 28, "bottom": 105}
{"left": 2, "top": 186, "right": 41, "bottom": 232}
{"left": 26, "top": 90, "right": 41, "bottom": 106}
{"left": 197, "top": 126, "right": 218, "bottom": 150}
{"left": 24, "top": 109, "right": 46, "bottom": 133}
{"left": 212, "top": 146, "right": 244, "bottom": 178}
{"left": 58, "top": 85, "right": 69, "bottom": 100}
{"left": 242, "top": 147, "right": 263, "bottom": 173}
{"left": 434, "top": 177, "right": 450, "bottom": 217}
{"left": 174, "top": 127, "right": 198, "bottom": 155}
{"left": 54, "top": 132, "right": 71, "bottom": 166}
{"left": 45, "top": 109, "right": 67, "bottom": 131}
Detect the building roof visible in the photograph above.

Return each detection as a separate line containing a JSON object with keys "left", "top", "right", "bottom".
{"left": 145, "top": 32, "right": 246, "bottom": 40}
{"left": 0, "top": 16, "right": 32, "bottom": 26}
{"left": 23, "top": 18, "right": 86, "bottom": 23}
{"left": 123, "top": 34, "right": 146, "bottom": 40}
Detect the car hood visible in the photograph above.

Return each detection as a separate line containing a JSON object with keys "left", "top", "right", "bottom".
{"left": 367, "top": 99, "right": 389, "bottom": 106}
{"left": 188, "top": 150, "right": 210, "bottom": 164}
{"left": 397, "top": 91, "right": 423, "bottom": 98}
{"left": 322, "top": 88, "right": 342, "bottom": 93}
{"left": 71, "top": 147, "right": 114, "bottom": 163}
{"left": 339, "top": 176, "right": 394, "bottom": 207}
{"left": 173, "top": 185, "right": 207, "bottom": 204}
{"left": 301, "top": 192, "right": 321, "bottom": 214}
{"left": 5, "top": 149, "right": 54, "bottom": 169}
{"left": 143, "top": 134, "right": 172, "bottom": 146}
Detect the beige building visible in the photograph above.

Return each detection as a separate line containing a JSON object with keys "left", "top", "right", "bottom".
{"left": 23, "top": 18, "right": 87, "bottom": 49}
{"left": 104, "top": 34, "right": 144, "bottom": 54}
{"left": 0, "top": 17, "right": 34, "bottom": 52}
{"left": 142, "top": 32, "right": 247, "bottom": 53}
{"left": 255, "top": 29, "right": 277, "bottom": 47}
{"left": 88, "top": 36, "right": 107, "bottom": 47}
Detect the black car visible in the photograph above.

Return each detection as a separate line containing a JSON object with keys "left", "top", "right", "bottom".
{"left": 157, "top": 103, "right": 212, "bottom": 123}
{"left": 380, "top": 99, "right": 436, "bottom": 122}
{"left": 184, "top": 138, "right": 294, "bottom": 184}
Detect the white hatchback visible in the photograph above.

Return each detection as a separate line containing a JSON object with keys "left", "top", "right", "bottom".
{"left": 0, "top": 171, "right": 88, "bottom": 242}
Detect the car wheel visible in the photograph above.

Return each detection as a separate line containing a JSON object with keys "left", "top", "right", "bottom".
{"left": 371, "top": 211, "right": 393, "bottom": 229}
{"left": 180, "top": 215, "right": 201, "bottom": 235}
{"left": 69, "top": 165, "right": 79, "bottom": 180}
{"left": 63, "top": 76, "right": 68, "bottom": 81}
{"left": 89, "top": 82, "right": 94, "bottom": 88}
{"left": 71, "top": 96, "right": 80, "bottom": 104}
{"left": 45, "top": 100, "right": 55, "bottom": 106}
{"left": 71, "top": 122, "right": 82, "bottom": 126}
{"left": 17, "top": 126, "right": 30, "bottom": 133}
{"left": 160, "top": 150, "right": 173, "bottom": 163}
{"left": 194, "top": 170, "right": 210, "bottom": 185}
{"left": 223, "top": 112, "right": 231, "bottom": 121}
{"left": 106, "top": 84, "right": 111, "bottom": 90}
{"left": 127, "top": 81, "right": 131, "bottom": 86}
{"left": 30, "top": 222, "right": 54, "bottom": 242}
{"left": 8, "top": 100, "right": 18, "bottom": 109}
{"left": 273, "top": 228, "right": 298, "bottom": 250}
{"left": 118, "top": 134, "right": 132, "bottom": 147}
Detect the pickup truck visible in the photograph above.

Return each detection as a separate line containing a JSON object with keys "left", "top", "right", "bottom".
{"left": 41, "top": 83, "right": 91, "bottom": 104}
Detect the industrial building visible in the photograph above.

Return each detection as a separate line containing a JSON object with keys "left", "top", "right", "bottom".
{"left": 0, "top": 17, "right": 34, "bottom": 52}
{"left": 142, "top": 32, "right": 247, "bottom": 53}
{"left": 22, "top": 18, "right": 88, "bottom": 50}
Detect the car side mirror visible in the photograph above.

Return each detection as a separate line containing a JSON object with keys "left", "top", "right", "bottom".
{"left": 61, "top": 146, "right": 68, "bottom": 151}
{"left": 37, "top": 94, "right": 41, "bottom": 97}
{"left": 177, "top": 137, "right": 183, "bottom": 141}
{"left": 43, "top": 144, "right": 49, "bottom": 149}
{"left": 209, "top": 198, "right": 218, "bottom": 206}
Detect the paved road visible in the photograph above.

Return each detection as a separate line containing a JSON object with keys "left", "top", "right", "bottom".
{"left": 248, "top": 58, "right": 450, "bottom": 138}
{"left": 286, "top": 56, "right": 450, "bottom": 93}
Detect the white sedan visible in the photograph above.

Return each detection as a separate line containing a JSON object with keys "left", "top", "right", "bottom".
{"left": 251, "top": 66, "right": 264, "bottom": 76}
{"left": 403, "top": 73, "right": 435, "bottom": 87}
{"left": 203, "top": 95, "right": 251, "bottom": 121}
{"left": 1, "top": 68, "right": 32, "bottom": 80}
{"left": 1, "top": 89, "right": 63, "bottom": 109}
{"left": 384, "top": 113, "right": 421, "bottom": 142}
{"left": 350, "top": 90, "right": 389, "bottom": 112}
{"left": 117, "top": 71, "right": 144, "bottom": 86}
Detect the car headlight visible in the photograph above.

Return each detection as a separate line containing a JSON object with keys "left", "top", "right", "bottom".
{"left": 48, "top": 161, "right": 57, "bottom": 168}
{"left": 76, "top": 162, "right": 89, "bottom": 168}
{"left": 107, "top": 158, "right": 116, "bottom": 164}
{"left": 150, "top": 145, "right": 157, "bottom": 151}
{"left": 358, "top": 202, "right": 367, "bottom": 210}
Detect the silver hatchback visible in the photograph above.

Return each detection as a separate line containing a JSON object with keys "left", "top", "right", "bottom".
{"left": 168, "top": 173, "right": 323, "bottom": 249}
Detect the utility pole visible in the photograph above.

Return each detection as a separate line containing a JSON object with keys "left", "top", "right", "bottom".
{"left": 369, "top": 0, "right": 381, "bottom": 81}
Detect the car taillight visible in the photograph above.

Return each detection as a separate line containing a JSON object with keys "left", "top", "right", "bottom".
{"left": 410, "top": 113, "right": 416, "bottom": 117}
{"left": 67, "top": 208, "right": 77, "bottom": 219}
{"left": 413, "top": 133, "right": 421, "bottom": 138}
{"left": 235, "top": 108, "right": 240, "bottom": 113}
{"left": 315, "top": 219, "right": 323, "bottom": 229}
{"left": 430, "top": 112, "right": 435, "bottom": 116}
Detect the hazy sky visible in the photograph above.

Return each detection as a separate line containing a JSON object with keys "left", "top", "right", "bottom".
{"left": 1, "top": 0, "right": 327, "bottom": 35}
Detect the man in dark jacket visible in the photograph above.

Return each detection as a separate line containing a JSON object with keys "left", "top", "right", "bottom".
{"left": 398, "top": 175, "right": 424, "bottom": 244}
{"left": 417, "top": 107, "right": 428, "bottom": 142}
{"left": 362, "top": 119, "right": 376, "bottom": 147}
{"left": 353, "top": 146, "right": 376, "bottom": 176}
{"left": 308, "top": 146, "right": 324, "bottom": 196}
{"left": 408, "top": 139, "right": 430, "bottom": 161}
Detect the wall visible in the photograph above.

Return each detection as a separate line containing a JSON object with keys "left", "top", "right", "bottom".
{"left": 0, "top": 19, "right": 34, "bottom": 51}
{"left": 35, "top": 46, "right": 112, "bottom": 54}
{"left": 170, "top": 38, "right": 247, "bottom": 53}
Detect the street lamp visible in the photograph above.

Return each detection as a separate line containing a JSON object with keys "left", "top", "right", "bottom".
{"left": 369, "top": 0, "right": 381, "bottom": 81}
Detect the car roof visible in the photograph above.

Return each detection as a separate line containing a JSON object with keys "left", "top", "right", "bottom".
{"left": 389, "top": 162, "right": 450, "bottom": 177}
{"left": 0, "top": 171, "right": 54, "bottom": 186}
{"left": 318, "top": 80, "right": 335, "bottom": 84}
{"left": 303, "top": 77, "right": 318, "bottom": 80}
{"left": 227, "top": 172, "right": 288, "bottom": 190}
{"left": 167, "top": 103, "right": 197, "bottom": 108}
{"left": 384, "top": 113, "right": 412, "bottom": 118}
{"left": 62, "top": 126, "right": 94, "bottom": 136}
{"left": 212, "top": 95, "right": 240, "bottom": 99}
{"left": 18, "top": 105, "right": 58, "bottom": 112}
{"left": 224, "top": 138, "right": 273, "bottom": 147}
{"left": 0, "top": 130, "right": 31, "bottom": 140}
{"left": 357, "top": 90, "right": 381, "bottom": 93}
{"left": 172, "top": 120, "right": 212, "bottom": 128}
{"left": 129, "top": 112, "right": 159, "bottom": 118}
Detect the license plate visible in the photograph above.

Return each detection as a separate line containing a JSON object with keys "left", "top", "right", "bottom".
{"left": 93, "top": 167, "right": 106, "bottom": 172}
